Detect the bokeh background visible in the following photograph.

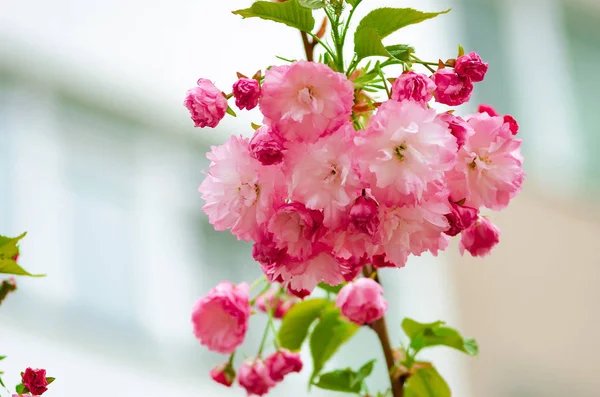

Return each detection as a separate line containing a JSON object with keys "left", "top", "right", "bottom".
{"left": 1, "top": 0, "right": 599, "bottom": 396}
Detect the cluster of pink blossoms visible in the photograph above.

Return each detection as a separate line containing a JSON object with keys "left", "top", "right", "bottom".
{"left": 190, "top": 55, "right": 524, "bottom": 299}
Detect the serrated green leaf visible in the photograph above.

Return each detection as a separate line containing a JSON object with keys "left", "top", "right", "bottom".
{"left": 279, "top": 298, "right": 329, "bottom": 352}
{"left": 352, "top": 359, "right": 375, "bottom": 387}
{"left": 402, "top": 318, "right": 478, "bottom": 356}
{"left": 345, "top": 0, "right": 360, "bottom": 7}
{"left": 317, "top": 282, "right": 344, "bottom": 294}
{"left": 404, "top": 366, "right": 450, "bottom": 397}
{"left": 46, "top": 377, "right": 56, "bottom": 385}
{"left": 299, "top": 0, "right": 325, "bottom": 9}
{"left": 233, "top": 0, "right": 315, "bottom": 33}
{"left": 0, "top": 233, "right": 25, "bottom": 260}
{"left": 385, "top": 44, "right": 414, "bottom": 62}
{"left": 313, "top": 359, "right": 375, "bottom": 394}
{"left": 354, "top": 8, "right": 449, "bottom": 60}
{"left": 310, "top": 307, "right": 359, "bottom": 381}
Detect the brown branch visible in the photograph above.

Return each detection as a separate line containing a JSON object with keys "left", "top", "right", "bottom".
{"left": 300, "top": 31, "right": 314, "bottom": 62}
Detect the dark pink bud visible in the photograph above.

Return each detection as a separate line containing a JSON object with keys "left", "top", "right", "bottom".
{"left": 459, "top": 217, "right": 501, "bottom": 257}
{"left": 249, "top": 126, "right": 284, "bottom": 166}
{"left": 238, "top": 359, "right": 276, "bottom": 396}
{"left": 391, "top": 72, "right": 436, "bottom": 104}
{"left": 478, "top": 104, "right": 499, "bottom": 117}
{"left": 233, "top": 78, "right": 261, "bottom": 110}
{"left": 264, "top": 349, "right": 303, "bottom": 382}
{"left": 444, "top": 201, "right": 479, "bottom": 237}
{"left": 210, "top": 362, "right": 236, "bottom": 387}
{"left": 455, "top": 52, "right": 489, "bottom": 82}
{"left": 348, "top": 195, "right": 379, "bottom": 237}
{"left": 21, "top": 368, "right": 48, "bottom": 396}
{"left": 432, "top": 69, "right": 473, "bottom": 106}
{"left": 183, "top": 79, "right": 228, "bottom": 128}
{"left": 503, "top": 114, "right": 519, "bottom": 135}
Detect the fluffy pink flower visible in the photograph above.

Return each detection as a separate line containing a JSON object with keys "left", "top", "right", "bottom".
{"left": 459, "top": 217, "right": 500, "bottom": 257}
{"left": 260, "top": 61, "right": 354, "bottom": 143}
{"left": 210, "top": 362, "right": 236, "bottom": 387}
{"left": 199, "top": 135, "right": 286, "bottom": 241}
{"left": 249, "top": 126, "right": 284, "bottom": 166}
{"left": 455, "top": 52, "right": 488, "bottom": 83}
{"left": 432, "top": 69, "right": 473, "bottom": 106}
{"left": 437, "top": 113, "right": 473, "bottom": 150}
{"left": 444, "top": 201, "right": 479, "bottom": 237}
{"left": 233, "top": 78, "right": 261, "bottom": 110}
{"left": 355, "top": 100, "right": 457, "bottom": 205}
{"left": 348, "top": 193, "right": 379, "bottom": 237}
{"left": 264, "top": 349, "right": 303, "bottom": 382}
{"left": 448, "top": 112, "right": 524, "bottom": 210}
{"left": 184, "top": 79, "right": 228, "bottom": 128}
{"left": 391, "top": 72, "right": 436, "bottom": 104}
{"left": 267, "top": 203, "right": 324, "bottom": 259}
{"left": 191, "top": 281, "right": 251, "bottom": 354}
{"left": 255, "top": 287, "right": 299, "bottom": 319}
{"left": 336, "top": 278, "right": 388, "bottom": 324}
{"left": 274, "top": 251, "right": 345, "bottom": 297}
{"left": 238, "top": 359, "right": 276, "bottom": 396}
{"left": 478, "top": 104, "right": 499, "bottom": 117}
{"left": 503, "top": 115, "right": 519, "bottom": 135}
{"left": 287, "top": 125, "right": 362, "bottom": 226}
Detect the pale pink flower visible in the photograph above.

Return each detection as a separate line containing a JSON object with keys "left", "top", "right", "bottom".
{"left": 354, "top": 100, "right": 457, "bottom": 205}
{"left": 199, "top": 135, "right": 286, "bottom": 241}
{"left": 478, "top": 104, "right": 499, "bottom": 117}
{"left": 191, "top": 281, "right": 251, "bottom": 354}
{"left": 255, "top": 287, "right": 299, "bottom": 319}
{"left": 391, "top": 72, "right": 436, "bottom": 104}
{"left": 260, "top": 61, "right": 354, "bottom": 143}
{"left": 264, "top": 349, "right": 303, "bottom": 382}
{"left": 459, "top": 216, "right": 501, "bottom": 257}
{"left": 447, "top": 112, "right": 524, "bottom": 210}
{"left": 184, "top": 79, "right": 228, "bottom": 128}
{"left": 503, "top": 115, "right": 519, "bottom": 135}
{"left": 287, "top": 124, "right": 362, "bottom": 227}
{"left": 444, "top": 201, "right": 479, "bottom": 237}
{"left": 455, "top": 52, "right": 488, "bottom": 83}
{"left": 210, "top": 362, "right": 236, "bottom": 387}
{"left": 249, "top": 126, "right": 284, "bottom": 166}
{"left": 432, "top": 69, "right": 473, "bottom": 106}
{"left": 267, "top": 203, "right": 324, "bottom": 260}
{"left": 437, "top": 113, "right": 474, "bottom": 149}
{"left": 336, "top": 278, "right": 388, "bottom": 325}
{"left": 233, "top": 78, "right": 261, "bottom": 110}
{"left": 273, "top": 251, "right": 345, "bottom": 297}
{"left": 238, "top": 359, "right": 276, "bottom": 396}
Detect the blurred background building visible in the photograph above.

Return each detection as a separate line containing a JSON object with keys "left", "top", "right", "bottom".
{"left": 0, "top": 0, "right": 598, "bottom": 396}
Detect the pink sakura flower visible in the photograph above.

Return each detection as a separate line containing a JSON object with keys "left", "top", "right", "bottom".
{"left": 267, "top": 203, "right": 324, "bottom": 260}
{"left": 191, "top": 281, "right": 251, "bottom": 354}
{"left": 264, "top": 349, "right": 303, "bottom": 382}
{"left": 336, "top": 278, "right": 388, "bottom": 325}
{"left": 286, "top": 124, "right": 362, "bottom": 227}
{"left": 199, "top": 135, "right": 286, "bottom": 241}
{"left": 238, "top": 359, "right": 276, "bottom": 396}
{"left": 447, "top": 112, "right": 524, "bottom": 210}
{"left": 437, "top": 112, "right": 474, "bottom": 149}
{"left": 459, "top": 216, "right": 501, "bottom": 257}
{"left": 444, "top": 201, "right": 479, "bottom": 237}
{"left": 184, "top": 79, "right": 228, "bottom": 128}
{"left": 255, "top": 287, "right": 299, "bottom": 318}
{"left": 249, "top": 126, "right": 284, "bottom": 166}
{"left": 210, "top": 362, "right": 236, "bottom": 387}
{"left": 391, "top": 71, "right": 436, "bottom": 104}
{"left": 432, "top": 69, "right": 473, "bottom": 106}
{"left": 233, "top": 78, "right": 261, "bottom": 110}
{"left": 455, "top": 52, "right": 488, "bottom": 83}
{"left": 260, "top": 61, "right": 354, "bottom": 144}
{"left": 354, "top": 100, "right": 457, "bottom": 205}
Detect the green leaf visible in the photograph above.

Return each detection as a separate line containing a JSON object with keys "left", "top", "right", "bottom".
{"left": 299, "top": 0, "right": 325, "bottom": 9}
{"left": 354, "top": 8, "right": 450, "bottom": 60}
{"left": 46, "top": 377, "right": 56, "bottom": 385}
{"left": 385, "top": 44, "right": 414, "bottom": 62}
{"left": 312, "top": 360, "right": 375, "bottom": 394}
{"left": 278, "top": 298, "right": 329, "bottom": 352}
{"left": 0, "top": 356, "right": 6, "bottom": 360}
{"left": 15, "top": 384, "right": 29, "bottom": 394}
{"left": 402, "top": 318, "right": 478, "bottom": 356}
{"left": 345, "top": 0, "right": 362, "bottom": 8}
{"left": 317, "top": 282, "right": 344, "bottom": 294}
{"left": 404, "top": 366, "right": 450, "bottom": 397}
{"left": 310, "top": 307, "right": 359, "bottom": 381}
{"left": 251, "top": 122, "right": 262, "bottom": 131}
{"left": 0, "top": 375, "right": 5, "bottom": 388}
{"left": 458, "top": 44, "right": 465, "bottom": 58}
{"left": 0, "top": 232, "right": 44, "bottom": 277}
{"left": 233, "top": 0, "right": 315, "bottom": 33}
{"left": 226, "top": 106, "right": 237, "bottom": 117}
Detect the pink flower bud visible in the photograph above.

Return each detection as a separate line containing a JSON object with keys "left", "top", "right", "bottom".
{"left": 459, "top": 217, "right": 501, "bottom": 257}
{"left": 432, "top": 69, "right": 473, "bottom": 106}
{"left": 455, "top": 52, "right": 489, "bottom": 82}
{"left": 438, "top": 113, "right": 473, "bottom": 149}
{"left": 210, "top": 362, "right": 236, "bottom": 387}
{"left": 264, "top": 349, "right": 303, "bottom": 382}
{"left": 238, "top": 359, "right": 276, "bottom": 396}
{"left": 478, "top": 104, "right": 499, "bottom": 117}
{"left": 249, "top": 126, "right": 284, "bottom": 166}
{"left": 444, "top": 201, "right": 479, "bottom": 237}
{"left": 348, "top": 194, "right": 379, "bottom": 237}
{"left": 336, "top": 278, "right": 388, "bottom": 325}
{"left": 503, "top": 114, "right": 519, "bottom": 135}
{"left": 191, "top": 282, "right": 251, "bottom": 354}
{"left": 391, "top": 72, "right": 436, "bottom": 104}
{"left": 255, "top": 287, "right": 299, "bottom": 319}
{"left": 233, "top": 78, "right": 261, "bottom": 110}
{"left": 184, "top": 79, "right": 228, "bottom": 128}
{"left": 21, "top": 368, "right": 48, "bottom": 396}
